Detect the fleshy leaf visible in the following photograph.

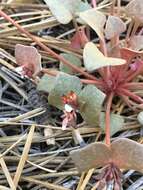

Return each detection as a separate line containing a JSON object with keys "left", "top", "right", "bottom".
{"left": 79, "top": 85, "right": 106, "bottom": 126}
{"left": 60, "top": 53, "right": 82, "bottom": 74}
{"left": 79, "top": 9, "right": 106, "bottom": 40}
{"left": 44, "top": 0, "right": 90, "bottom": 24}
{"left": 112, "top": 138, "right": 143, "bottom": 173}
{"left": 60, "top": 0, "right": 91, "bottom": 14}
{"left": 37, "top": 74, "right": 56, "bottom": 93}
{"left": 120, "top": 48, "right": 143, "bottom": 61}
{"left": 15, "top": 44, "right": 42, "bottom": 77}
{"left": 70, "top": 138, "right": 143, "bottom": 173}
{"left": 83, "top": 42, "right": 126, "bottom": 71}
{"left": 70, "top": 142, "right": 110, "bottom": 172}
{"left": 70, "top": 28, "right": 89, "bottom": 49}
{"left": 105, "top": 16, "right": 126, "bottom": 39}
{"left": 100, "top": 112, "right": 124, "bottom": 136}
{"left": 125, "top": 0, "right": 143, "bottom": 22}
{"left": 48, "top": 73, "right": 82, "bottom": 109}
{"left": 43, "top": 0, "right": 72, "bottom": 24}
{"left": 137, "top": 111, "right": 143, "bottom": 125}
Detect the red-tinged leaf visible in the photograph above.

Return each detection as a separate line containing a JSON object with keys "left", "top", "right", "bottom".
{"left": 70, "top": 138, "right": 143, "bottom": 173}
{"left": 112, "top": 138, "right": 143, "bottom": 173}
{"left": 15, "top": 44, "right": 41, "bottom": 77}
{"left": 70, "top": 28, "right": 88, "bottom": 49}
{"left": 70, "top": 142, "right": 111, "bottom": 172}
{"left": 125, "top": 0, "right": 143, "bottom": 23}
{"left": 70, "top": 31, "right": 81, "bottom": 49}
{"left": 120, "top": 47, "right": 143, "bottom": 61}
{"left": 105, "top": 16, "right": 126, "bottom": 39}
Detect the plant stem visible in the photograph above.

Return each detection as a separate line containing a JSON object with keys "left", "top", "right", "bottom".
{"left": 0, "top": 10, "right": 97, "bottom": 81}
{"left": 118, "top": 88, "right": 143, "bottom": 103}
{"left": 122, "top": 82, "right": 143, "bottom": 90}
{"left": 105, "top": 92, "right": 114, "bottom": 146}
{"left": 91, "top": 0, "right": 96, "bottom": 8}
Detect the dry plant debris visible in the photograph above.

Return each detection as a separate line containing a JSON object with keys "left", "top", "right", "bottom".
{"left": 0, "top": 0, "right": 143, "bottom": 189}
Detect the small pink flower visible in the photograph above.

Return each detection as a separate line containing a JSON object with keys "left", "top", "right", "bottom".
{"left": 61, "top": 92, "right": 78, "bottom": 130}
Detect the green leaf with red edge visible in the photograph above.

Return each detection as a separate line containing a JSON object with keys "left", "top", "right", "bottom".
{"left": 70, "top": 138, "right": 143, "bottom": 173}
{"left": 48, "top": 73, "right": 82, "bottom": 109}
{"left": 60, "top": 53, "right": 82, "bottom": 74}
{"left": 78, "top": 85, "right": 106, "bottom": 126}
{"left": 100, "top": 112, "right": 124, "bottom": 136}
{"left": 83, "top": 42, "right": 126, "bottom": 72}
{"left": 37, "top": 74, "right": 56, "bottom": 93}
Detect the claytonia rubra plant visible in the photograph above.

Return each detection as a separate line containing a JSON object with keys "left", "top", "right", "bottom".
{"left": 1, "top": 0, "right": 143, "bottom": 188}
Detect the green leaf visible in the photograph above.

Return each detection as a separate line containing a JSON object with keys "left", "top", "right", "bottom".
{"left": 79, "top": 9, "right": 106, "bottom": 40}
{"left": 100, "top": 112, "right": 124, "bottom": 136}
{"left": 76, "top": 1, "right": 91, "bottom": 13}
{"left": 83, "top": 42, "right": 126, "bottom": 72}
{"left": 43, "top": 0, "right": 72, "bottom": 24}
{"left": 48, "top": 73, "right": 82, "bottom": 109}
{"left": 105, "top": 16, "right": 126, "bottom": 39}
{"left": 44, "top": 0, "right": 91, "bottom": 24}
{"left": 60, "top": 53, "right": 82, "bottom": 74}
{"left": 37, "top": 74, "right": 56, "bottom": 93}
{"left": 79, "top": 85, "right": 106, "bottom": 126}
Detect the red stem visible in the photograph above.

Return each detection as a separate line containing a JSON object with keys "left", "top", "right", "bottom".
{"left": 125, "top": 68, "right": 143, "bottom": 82}
{"left": 91, "top": 0, "right": 97, "bottom": 8}
{"left": 0, "top": 10, "right": 97, "bottom": 81}
{"left": 105, "top": 92, "right": 114, "bottom": 146}
{"left": 118, "top": 88, "right": 143, "bottom": 103}
{"left": 122, "top": 82, "right": 143, "bottom": 90}
{"left": 42, "top": 68, "right": 104, "bottom": 86}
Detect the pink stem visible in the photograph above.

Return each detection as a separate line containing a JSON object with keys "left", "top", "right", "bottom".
{"left": 122, "top": 82, "right": 143, "bottom": 90}
{"left": 105, "top": 92, "right": 114, "bottom": 146}
{"left": 118, "top": 88, "right": 143, "bottom": 103}
{"left": 125, "top": 67, "right": 143, "bottom": 82}
{"left": 91, "top": 0, "right": 97, "bottom": 8}
{"left": 0, "top": 10, "right": 97, "bottom": 81}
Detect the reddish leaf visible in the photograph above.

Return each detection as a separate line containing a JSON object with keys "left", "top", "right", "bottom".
{"left": 70, "top": 138, "right": 143, "bottom": 173}
{"left": 15, "top": 44, "right": 42, "bottom": 77}
{"left": 120, "top": 47, "right": 143, "bottom": 61}
{"left": 70, "top": 142, "right": 110, "bottom": 172}
{"left": 112, "top": 138, "right": 143, "bottom": 173}
{"left": 70, "top": 28, "right": 88, "bottom": 49}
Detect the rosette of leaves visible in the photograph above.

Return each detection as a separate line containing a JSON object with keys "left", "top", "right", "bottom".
{"left": 37, "top": 72, "right": 124, "bottom": 136}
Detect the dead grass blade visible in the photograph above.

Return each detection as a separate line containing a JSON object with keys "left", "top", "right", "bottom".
{"left": 0, "top": 157, "right": 16, "bottom": 190}
{"left": 13, "top": 125, "right": 35, "bottom": 187}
